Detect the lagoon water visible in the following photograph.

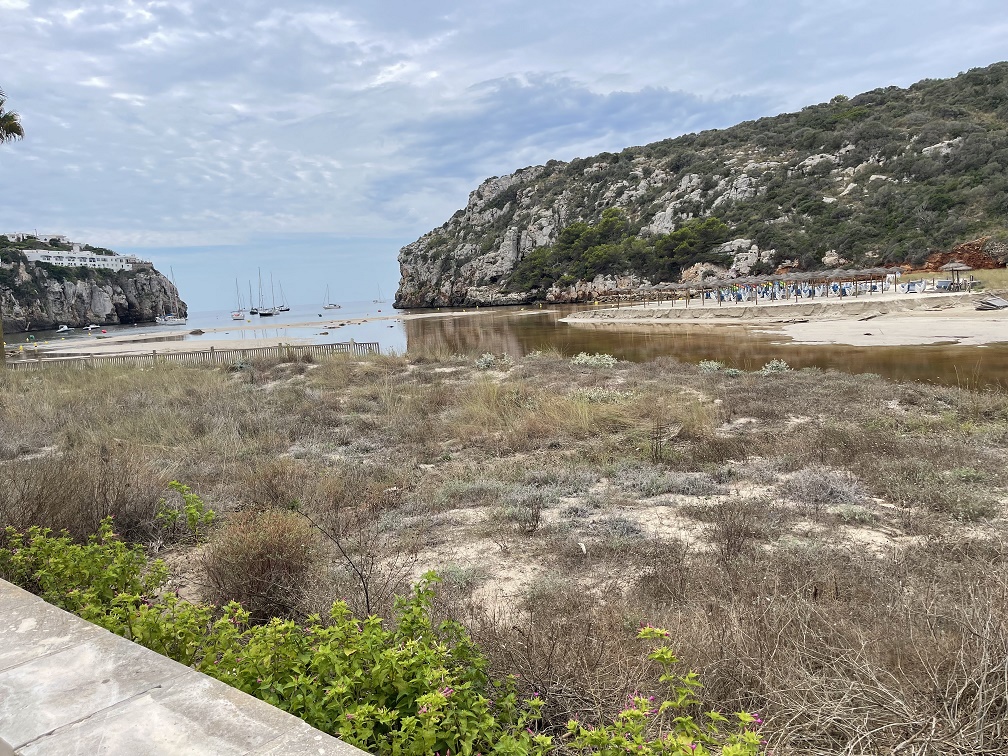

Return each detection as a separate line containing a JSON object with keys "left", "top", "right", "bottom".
{"left": 8, "top": 300, "right": 1007, "bottom": 387}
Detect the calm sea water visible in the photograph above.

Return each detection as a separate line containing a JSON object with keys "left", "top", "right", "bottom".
{"left": 7, "top": 301, "right": 1007, "bottom": 387}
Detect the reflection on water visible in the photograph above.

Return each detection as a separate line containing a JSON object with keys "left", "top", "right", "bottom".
{"left": 405, "top": 305, "right": 1008, "bottom": 387}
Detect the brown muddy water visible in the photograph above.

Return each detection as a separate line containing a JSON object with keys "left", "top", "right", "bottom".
{"left": 404, "top": 305, "right": 1008, "bottom": 388}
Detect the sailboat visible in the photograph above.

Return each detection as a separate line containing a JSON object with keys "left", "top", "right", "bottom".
{"left": 373, "top": 284, "right": 386, "bottom": 304}
{"left": 156, "top": 267, "right": 187, "bottom": 325}
{"left": 277, "top": 283, "right": 291, "bottom": 312}
{"left": 231, "top": 280, "right": 245, "bottom": 320}
{"left": 256, "top": 268, "right": 275, "bottom": 316}
{"left": 323, "top": 285, "right": 341, "bottom": 309}
{"left": 248, "top": 280, "right": 258, "bottom": 315}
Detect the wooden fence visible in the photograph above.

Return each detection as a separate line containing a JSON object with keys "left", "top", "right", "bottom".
{"left": 4, "top": 341, "right": 380, "bottom": 371}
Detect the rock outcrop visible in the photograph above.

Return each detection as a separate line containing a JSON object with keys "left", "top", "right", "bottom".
{"left": 0, "top": 256, "right": 185, "bottom": 333}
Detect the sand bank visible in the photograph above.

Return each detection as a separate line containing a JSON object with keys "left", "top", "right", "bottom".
{"left": 562, "top": 291, "right": 1008, "bottom": 347}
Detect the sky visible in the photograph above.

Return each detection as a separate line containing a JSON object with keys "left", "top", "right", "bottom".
{"left": 1, "top": 0, "right": 1006, "bottom": 310}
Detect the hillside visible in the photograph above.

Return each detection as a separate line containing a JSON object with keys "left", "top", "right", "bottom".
{"left": 396, "top": 62, "right": 1008, "bottom": 307}
{"left": 0, "top": 239, "right": 186, "bottom": 333}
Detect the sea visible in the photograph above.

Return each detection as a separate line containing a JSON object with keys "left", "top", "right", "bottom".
{"left": 8, "top": 299, "right": 407, "bottom": 352}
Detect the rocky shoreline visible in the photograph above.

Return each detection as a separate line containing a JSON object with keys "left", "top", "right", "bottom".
{"left": 0, "top": 265, "right": 185, "bottom": 333}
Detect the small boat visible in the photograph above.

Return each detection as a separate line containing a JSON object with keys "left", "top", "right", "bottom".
{"left": 155, "top": 314, "right": 187, "bottom": 326}
{"left": 323, "top": 285, "right": 341, "bottom": 309}
{"left": 56, "top": 325, "right": 71, "bottom": 333}
{"left": 277, "top": 283, "right": 291, "bottom": 312}
{"left": 373, "top": 284, "right": 386, "bottom": 304}
{"left": 258, "top": 272, "right": 278, "bottom": 315}
{"left": 84, "top": 324, "right": 101, "bottom": 332}
{"left": 232, "top": 279, "right": 245, "bottom": 320}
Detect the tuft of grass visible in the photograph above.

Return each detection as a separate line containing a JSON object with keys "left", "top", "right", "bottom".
{"left": 784, "top": 465, "right": 868, "bottom": 516}
{"left": 614, "top": 462, "right": 720, "bottom": 498}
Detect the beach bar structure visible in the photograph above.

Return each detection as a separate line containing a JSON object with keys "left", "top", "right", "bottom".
{"left": 939, "top": 261, "right": 973, "bottom": 291}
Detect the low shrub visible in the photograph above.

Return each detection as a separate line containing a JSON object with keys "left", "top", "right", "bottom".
{"left": 568, "top": 386, "right": 635, "bottom": 403}
{"left": 615, "top": 462, "right": 720, "bottom": 498}
{"left": 784, "top": 465, "right": 867, "bottom": 516}
{"left": 200, "top": 509, "right": 320, "bottom": 622}
{"left": 475, "top": 352, "right": 515, "bottom": 370}
{"left": 697, "top": 360, "right": 724, "bottom": 373}
{"left": 759, "top": 359, "right": 791, "bottom": 374}
{"left": 571, "top": 352, "right": 618, "bottom": 368}
{"left": 0, "top": 446, "right": 169, "bottom": 542}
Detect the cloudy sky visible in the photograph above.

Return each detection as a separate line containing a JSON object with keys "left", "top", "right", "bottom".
{"left": 1, "top": 0, "right": 1006, "bottom": 308}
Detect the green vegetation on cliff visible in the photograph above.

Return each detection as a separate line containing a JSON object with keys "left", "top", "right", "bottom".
{"left": 510, "top": 210, "right": 730, "bottom": 291}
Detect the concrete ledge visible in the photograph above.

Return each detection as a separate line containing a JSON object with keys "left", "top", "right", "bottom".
{"left": 0, "top": 580, "right": 367, "bottom": 755}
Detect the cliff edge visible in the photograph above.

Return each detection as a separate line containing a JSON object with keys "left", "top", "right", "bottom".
{"left": 0, "top": 250, "right": 186, "bottom": 333}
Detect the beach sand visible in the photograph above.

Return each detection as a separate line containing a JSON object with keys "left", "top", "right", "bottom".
{"left": 562, "top": 291, "right": 1008, "bottom": 347}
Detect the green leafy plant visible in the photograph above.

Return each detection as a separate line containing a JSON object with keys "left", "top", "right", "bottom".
{"left": 567, "top": 626, "right": 762, "bottom": 755}
{"left": 0, "top": 518, "right": 167, "bottom": 619}
{"left": 156, "top": 481, "right": 215, "bottom": 541}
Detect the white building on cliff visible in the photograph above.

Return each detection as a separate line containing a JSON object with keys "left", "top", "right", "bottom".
{"left": 21, "top": 245, "right": 150, "bottom": 272}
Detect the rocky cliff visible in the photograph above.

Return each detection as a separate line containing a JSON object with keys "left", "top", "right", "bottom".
{"left": 0, "top": 253, "right": 186, "bottom": 334}
{"left": 396, "top": 62, "right": 1008, "bottom": 308}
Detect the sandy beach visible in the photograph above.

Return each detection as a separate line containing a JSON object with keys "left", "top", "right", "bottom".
{"left": 562, "top": 290, "right": 1008, "bottom": 347}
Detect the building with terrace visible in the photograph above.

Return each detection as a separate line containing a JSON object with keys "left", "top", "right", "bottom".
{"left": 21, "top": 245, "right": 150, "bottom": 272}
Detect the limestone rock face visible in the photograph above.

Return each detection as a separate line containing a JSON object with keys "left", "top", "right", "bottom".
{"left": 679, "top": 262, "right": 729, "bottom": 283}
{"left": 0, "top": 258, "right": 185, "bottom": 333}
{"left": 545, "top": 274, "right": 650, "bottom": 303}
{"left": 392, "top": 132, "right": 867, "bottom": 307}
{"left": 394, "top": 63, "right": 1008, "bottom": 308}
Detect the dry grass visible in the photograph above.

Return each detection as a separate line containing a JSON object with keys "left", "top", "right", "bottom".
{"left": 200, "top": 508, "right": 321, "bottom": 621}
{"left": 3, "top": 350, "right": 1008, "bottom": 752}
